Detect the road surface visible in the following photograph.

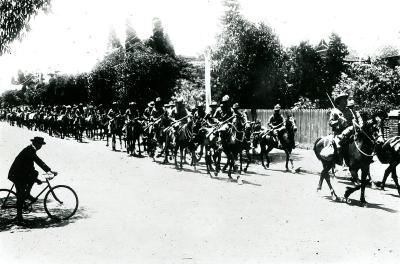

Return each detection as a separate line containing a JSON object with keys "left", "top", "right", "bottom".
{"left": 0, "top": 122, "right": 399, "bottom": 264}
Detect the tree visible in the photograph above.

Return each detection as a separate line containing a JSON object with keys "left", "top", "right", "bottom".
{"left": 333, "top": 62, "right": 400, "bottom": 118}
{"left": 0, "top": 0, "right": 51, "bottom": 54}
{"left": 324, "top": 33, "right": 349, "bottom": 94}
{"left": 212, "top": 0, "right": 285, "bottom": 108}
{"left": 145, "top": 18, "right": 175, "bottom": 56}
{"left": 125, "top": 19, "right": 141, "bottom": 53}
{"left": 107, "top": 26, "right": 122, "bottom": 50}
{"left": 285, "top": 42, "right": 325, "bottom": 106}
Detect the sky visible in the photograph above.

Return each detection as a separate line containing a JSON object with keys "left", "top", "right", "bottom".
{"left": 1, "top": 0, "right": 400, "bottom": 92}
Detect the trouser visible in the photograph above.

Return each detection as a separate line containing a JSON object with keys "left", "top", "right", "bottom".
{"left": 14, "top": 171, "right": 38, "bottom": 221}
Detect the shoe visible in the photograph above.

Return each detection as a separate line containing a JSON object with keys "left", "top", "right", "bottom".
{"left": 27, "top": 195, "right": 38, "bottom": 203}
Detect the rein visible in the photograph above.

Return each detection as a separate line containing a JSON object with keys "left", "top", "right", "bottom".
{"left": 353, "top": 125, "right": 379, "bottom": 157}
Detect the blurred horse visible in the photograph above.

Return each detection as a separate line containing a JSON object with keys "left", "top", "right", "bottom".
{"left": 314, "top": 118, "right": 384, "bottom": 204}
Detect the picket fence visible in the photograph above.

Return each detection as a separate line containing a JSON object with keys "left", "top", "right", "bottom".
{"left": 243, "top": 109, "right": 332, "bottom": 149}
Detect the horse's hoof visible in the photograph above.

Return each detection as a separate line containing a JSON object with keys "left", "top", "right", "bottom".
{"left": 243, "top": 168, "right": 247, "bottom": 173}
{"left": 214, "top": 172, "right": 218, "bottom": 177}
{"left": 316, "top": 187, "right": 321, "bottom": 192}
{"left": 360, "top": 200, "right": 368, "bottom": 208}
{"left": 331, "top": 192, "right": 338, "bottom": 201}
{"left": 237, "top": 177, "right": 243, "bottom": 185}
{"left": 341, "top": 197, "right": 350, "bottom": 204}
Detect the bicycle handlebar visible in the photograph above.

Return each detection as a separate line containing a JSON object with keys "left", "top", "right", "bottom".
{"left": 42, "top": 172, "right": 58, "bottom": 180}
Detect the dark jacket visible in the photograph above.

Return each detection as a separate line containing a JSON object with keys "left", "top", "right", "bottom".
{"left": 8, "top": 145, "right": 51, "bottom": 183}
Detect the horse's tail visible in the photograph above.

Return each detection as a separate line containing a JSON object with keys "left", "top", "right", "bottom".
{"left": 313, "top": 137, "right": 323, "bottom": 160}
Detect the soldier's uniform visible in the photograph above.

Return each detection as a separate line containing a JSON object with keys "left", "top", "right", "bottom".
{"left": 268, "top": 104, "right": 285, "bottom": 147}
{"left": 214, "top": 97, "right": 234, "bottom": 123}
{"left": 329, "top": 93, "right": 363, "bottom": 164}
{"left": 143, "top": 101, "right": 154, "bottom": 121}
{"left": 125, "top": 102, "right": 140, "bottom": 119}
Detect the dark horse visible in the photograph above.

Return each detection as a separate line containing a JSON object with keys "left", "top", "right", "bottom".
{"left": 173, "top": 120, "right": 197, "bottom": 170}
{"left": 254, "top": 116, "right": 297, "bottom": 172}
{"left": 375, "top": 136, "right": 400, "bottom": 196}
{"left": 217, "top": 115, "right": 248, "bottom": 184}
{"left": 313, "top": 118, "right": 384, "bottom": 205}
{"left": 107, "top": 115, "right": 124, "bottom": 151}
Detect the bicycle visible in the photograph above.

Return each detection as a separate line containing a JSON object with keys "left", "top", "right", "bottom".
{"left": 0, "top": 173, "right": 79, "bottom": 224}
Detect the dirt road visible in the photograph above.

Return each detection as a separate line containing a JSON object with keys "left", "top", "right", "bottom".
{"left": 0, "top": 122, "right": 399, "bottom": 264}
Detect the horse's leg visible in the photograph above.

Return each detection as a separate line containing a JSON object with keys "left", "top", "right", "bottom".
{"left": 239, "top": 151, "right": 243, "bottom": 174}
{"left": 391, "top": 164, "right": 400, "bottom": 196}
{"left": 112, "top": 134, "right": 116, "bottom": 150}
{"left": 244, "top": 149, "right": 251, "bottom": 173}
{"left": 322, "top": 164, "right": 337, "bottom": 200}
{"left": 174, "top": 145, "right": 178, "bottom": 168}
{"left": 180, "top": 147, "right": 184, "bottom": 169}
{"left": 343, "top": 168, "right": 361, "bottom": 203}
{"left": 359, "top": 166, "right": 369, "bottom": 206}
{"left": 265, "top": 145, "right": 273, "bottom": 168}
{"left": 381, "top": 163, "right": 396, "bottom": 190}
{"left": 260, "top": 143, "right": 266, "bottom": 169}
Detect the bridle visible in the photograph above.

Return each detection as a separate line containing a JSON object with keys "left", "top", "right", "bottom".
{"left": 353, "top": 121, "right": 383, "bottom": 157}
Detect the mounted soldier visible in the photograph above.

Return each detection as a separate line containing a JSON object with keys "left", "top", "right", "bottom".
{"left": 232, "top": 103, "right": 248, "bottom": 124}
{"left": 268, "top": 104, "right": 285, "bottom": 148}
{"left": 143, "top": 101, "right": 155, "bottom": 121}
{"left": 150, "top": 97, "right": 165, "bottom": 120}
{"left": 125, "top": 102, "right": 140, "bottom": 120}
{"left": 329, "top": 93, "right": 362, "bottom": 164}
{"left": 170, "top": 97, "right": 190, "bottom": 126}
{"left": 213, "top": 95, "right": 233, "bottom": 122}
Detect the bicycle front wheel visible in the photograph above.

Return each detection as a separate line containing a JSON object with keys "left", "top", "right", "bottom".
{"left": 0, "top": 189, "right": 17, "bottom": 225}
{"left": 44, "top": 185, "right": 78, "bottom": 220}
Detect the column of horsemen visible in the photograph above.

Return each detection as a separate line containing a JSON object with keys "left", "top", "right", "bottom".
{"left": 1, "top": 93, "right": 400, "bottom": 204}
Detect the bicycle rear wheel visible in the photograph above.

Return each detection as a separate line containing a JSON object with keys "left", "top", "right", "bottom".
{"left": 0, "top": 189, "right": 17, "bottom": 225}
{"left": 44, "top": 185, "right": 78, "bottom": 220}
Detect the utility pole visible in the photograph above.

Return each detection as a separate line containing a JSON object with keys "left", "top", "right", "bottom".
{"left": 204, "top": 46, "right": 211, "bottom": 112}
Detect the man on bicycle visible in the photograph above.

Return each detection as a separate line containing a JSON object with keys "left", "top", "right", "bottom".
{"left": 8, "top": 137, "right": 57, "bottom": 225}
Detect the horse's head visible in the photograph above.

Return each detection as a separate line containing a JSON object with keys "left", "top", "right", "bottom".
{"left": 285, "top": 115, "right": 297, "bottom": 133}
{"left": 360, "top": 117, "right": 384, "bottom": 145}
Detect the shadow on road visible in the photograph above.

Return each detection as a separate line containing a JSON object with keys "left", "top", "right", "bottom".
{"left": 210, "top": 175, "right": 262, "bottom": 186}
{"left": 0, "top": 206, "right": 89, "bottom": 232}
{"left": 323, "top": 196, "right": 397, "bottom": 213}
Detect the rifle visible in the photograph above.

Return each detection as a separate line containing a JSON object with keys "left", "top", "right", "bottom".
{"left": 206, "top": 115, "right": 235, "bottom": 138}
{"left": 144, "top": 116, "right": 163, "bottom": 131}
{"left": 326, "top": 92, "right": 336, "bottom": 109}
{"left": 162, "top": 114, "right": 190, "bottom": 133}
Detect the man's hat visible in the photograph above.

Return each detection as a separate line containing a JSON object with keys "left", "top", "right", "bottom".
{"left": 334, "top": 93, "right": 348, "bottom": 104}
{"left": 222, "top": 95, "right": 230, "bottom": 102}
{"left": 347, "top": 99, "right": 355, "bottom": 107}
{"left": 210, "top": 101, "right": 218, "bottom": 107}
{"left": 129, "top": 101, "right": 136, "bottom": 106}
{"left": 155, "top": 97, "right": 162, "bottom": 102}
{"left": 274, "top": 104, "right": 281, "bottom": 110}
{"left": 31, "top": 136, "right": 46, "bottom": 145}
{"left": 112, "top": 101, "right": 118, "bottom": 105}
{"left": 175, "top": 97, "right": 184, "bottom": 104}
{"left": 232, "top": 103, "right": 239, "bottom": 109}
{"left": 148, "top": 101, "right": 155, "bottom": 107}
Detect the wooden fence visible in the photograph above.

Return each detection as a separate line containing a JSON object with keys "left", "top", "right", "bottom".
{"left": 243, "top": 109, "right": 332, "bottom": 149}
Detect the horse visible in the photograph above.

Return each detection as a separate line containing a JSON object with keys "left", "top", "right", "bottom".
{"left": 375, "top": 136, "right": 400, "bottom": 196}
{"left": 313, "top": 118, "right": 384, "bottom": 205}
{"left": 73, "top": 115, "right": 85, "bottom": 142}
{"left": 253, "top": 116, "right": 297, "bottom": 172}
{"left": 217, "top": 115, "right": 248, "bottom": 184}
{"left": 107, "top": 115, "right": 124, "bottom": 151}
{"left": 173, "top": 119, "right": 196, "bottom": 170}
{"left": 197, "top": 126, "right": 222, "bottom": 176}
